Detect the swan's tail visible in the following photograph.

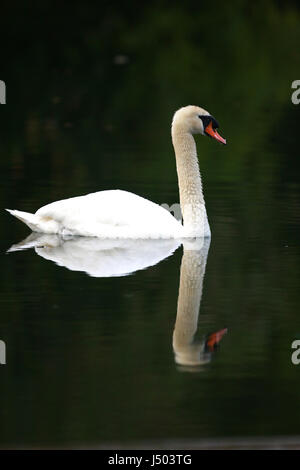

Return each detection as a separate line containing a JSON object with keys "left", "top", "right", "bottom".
{"left": 5, "top": 209, "right": 42, "bottom": 232}
{"left": 7, "top": 233, "right": 61, "bottom": 253}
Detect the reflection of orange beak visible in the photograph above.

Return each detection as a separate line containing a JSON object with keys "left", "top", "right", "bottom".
{"left": 205, "top": 121, "right": 227, "bottom": 145}
{"left": 206, "top": 328, "right": 228, "bottom": 352}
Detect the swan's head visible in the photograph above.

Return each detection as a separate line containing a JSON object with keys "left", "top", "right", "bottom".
{"left": 173, "top": 328, "right": 228, "bottom": 372}
{"left": 172, "top": 105, "right": 226, "bottom": 144}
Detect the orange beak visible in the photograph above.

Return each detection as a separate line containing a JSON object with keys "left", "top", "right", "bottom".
{"left": 205, "top": 328, "right": 228, "bottom": 352}
{"left": 205, "top": 121, "right": 227, "bottom": 145}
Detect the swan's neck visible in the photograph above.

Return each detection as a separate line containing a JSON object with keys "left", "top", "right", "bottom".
{"left": 172, "top": 129, "right": 209, "bottom": 236}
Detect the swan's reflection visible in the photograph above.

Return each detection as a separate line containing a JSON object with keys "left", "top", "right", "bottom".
{"left": 8, "top": 234, "right": 226, "bottom": 368}
{"left": 8, "top": 233, "right": 181, "bottom": 277}
{"left": 173, "top": 238, "right": 227, "bottom": 371}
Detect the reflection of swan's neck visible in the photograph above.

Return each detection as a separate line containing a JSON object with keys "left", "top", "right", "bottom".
{"left": 172, "top": 127, "right": 206, "bottom": 233}
{"left": 173, "top": 240, "right": 210, "bottom": 367}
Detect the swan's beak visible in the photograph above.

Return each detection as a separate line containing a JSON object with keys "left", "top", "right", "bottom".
{"left": 205, "top": 328, "right": 228, "bottom": 352}
{"left": 205, "top": 121, "right": 227, "bottom": 145}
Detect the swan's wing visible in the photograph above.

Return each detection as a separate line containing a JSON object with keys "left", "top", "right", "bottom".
{"left": 36, "top": 190, "right": 183, "bottom": 238}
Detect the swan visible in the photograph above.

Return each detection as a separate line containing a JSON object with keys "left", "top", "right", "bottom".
{"left": 6, "top": 105, "right": 226, "bottom": 238}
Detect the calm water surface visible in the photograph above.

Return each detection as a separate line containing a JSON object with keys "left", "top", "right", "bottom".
{"left": 1, "top": 114, "right": 300, "bottom": 447}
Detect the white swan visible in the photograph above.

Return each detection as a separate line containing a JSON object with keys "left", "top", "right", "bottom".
{"left": 6, "top": 105, "right": 226, "bottom": 238}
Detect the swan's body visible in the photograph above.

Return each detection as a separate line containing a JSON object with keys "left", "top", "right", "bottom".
{"left": 7, "top": 190, "right": 185, "bottom": 238}
{"left": 6, "top": 105, "right": 226, "bottom": 238}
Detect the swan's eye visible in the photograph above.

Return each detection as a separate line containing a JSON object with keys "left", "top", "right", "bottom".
{"left": 211, "top": 117, "right": 219, "bottom": 130}
{"left": 199, "top": 115, "right": 219, "bottom": 131}
{"left": 199, "top": 115, "right": 211, "bottom": 128}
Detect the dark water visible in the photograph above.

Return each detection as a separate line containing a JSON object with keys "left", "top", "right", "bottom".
{"left": 0, "top": 1, "right": 300, "bottom": 448}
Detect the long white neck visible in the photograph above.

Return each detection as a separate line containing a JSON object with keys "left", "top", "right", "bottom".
{"left": 171, "top": 127, "right": 210, "bottom": 237}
